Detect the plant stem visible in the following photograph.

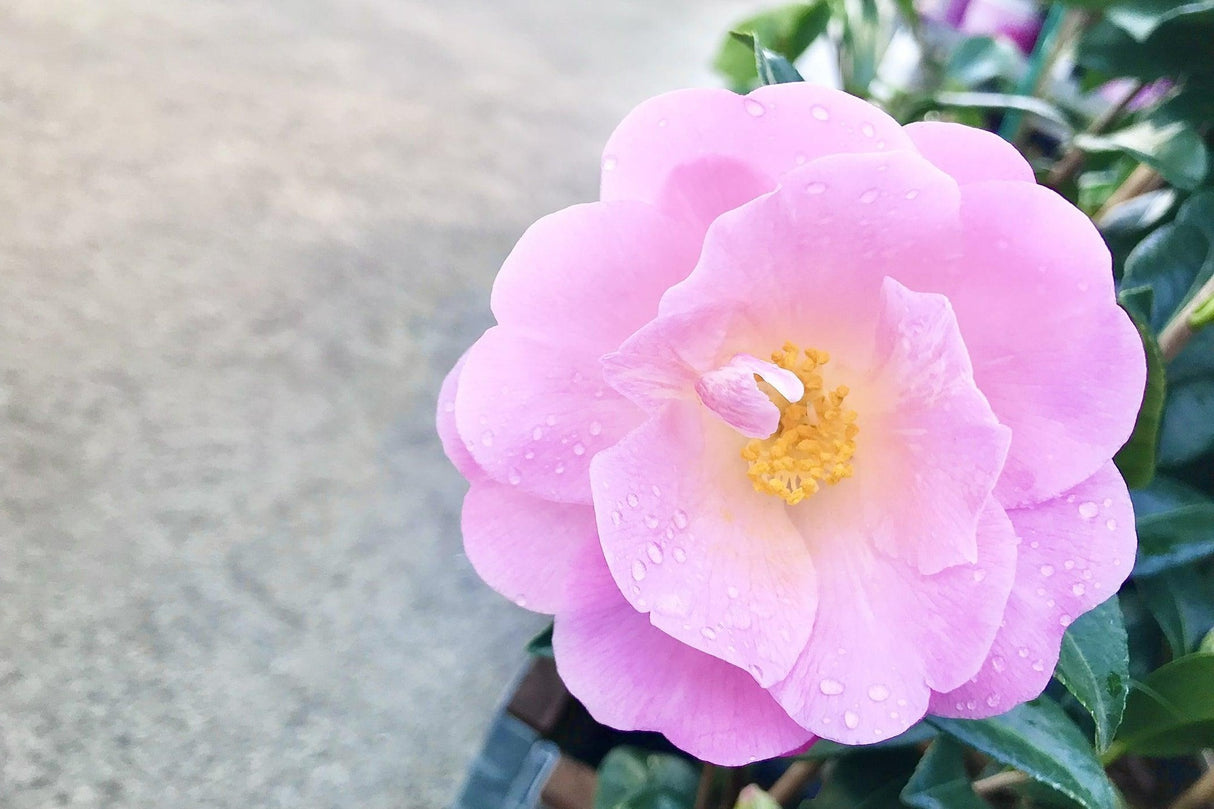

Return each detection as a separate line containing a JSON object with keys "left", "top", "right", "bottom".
{"left": 972, "top": 769, "right": 1030, "bottom": 796}
{"left": 998, "top": 4, "right": 1073, "bottom": 143}
{"left": 1046, "top": 80, "right": 1144, "bottom": 190}
{"left": 694, "top": 764, "right": 718, "bottom": 809}
{"left": 1094, "top": 164, "right": 1164, "bottom": 224}
{"left": 769, "top": 760, "right": 821, "bottom": 806}
{"left": 1160, "top": 273, "right": 1214, "bottom": 362}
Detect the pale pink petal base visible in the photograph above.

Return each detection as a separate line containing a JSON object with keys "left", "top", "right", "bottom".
{"left": 553, "top": 550, "right": 816, "bottom": 765}
{"left": 930, "top": 462, "right": 1136, "bottom": 717}
{"left": 462, "top": 481, "right": 599, "bottom": 614}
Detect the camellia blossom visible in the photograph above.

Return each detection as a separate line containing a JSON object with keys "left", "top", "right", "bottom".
{"left": 438, "top": 83, "right": 1145, "bottom": 764}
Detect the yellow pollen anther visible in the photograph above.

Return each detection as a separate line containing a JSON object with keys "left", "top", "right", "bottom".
{"left": 743, "top": 342, "right": 859, "bottom": 505}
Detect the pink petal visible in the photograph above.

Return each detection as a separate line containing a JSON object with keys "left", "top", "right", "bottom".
{"left": 770, "top": 501, "right": 1017, "bottom": 744}
{"left": 491, "top": 201, "right": 703, "bottom": 354}
{"left": 696, "top": 354, "right": 804, "bottom": 438}
{"left": 864, "top": 278, "right": 1011, "bottom": 574}
{"left": 904, "top": 121, "right": 1035, "bottom": 185}
{"left": 437, "top": 350, "right": 483, "bottom": 481}
{"left": 553, "top": 548, "right": 815, "bottom": 765}
{"left": 589, "top": 400, "right": 818, "bottom": 687}
{"left": 926, "top": 182, "right": 1146, "bottom": 506}
{"left": 455, "top": 326, "right": 641, "bottom": 503}
{"left": 462, "top": 480, "right": 598, "bottom": 614}
{"left": 929, "top": 462, "right": 1136, "bottom": 717}
{"left": 657, "top": 151, "right": 963, "bottom": 376}
{"left": 601, "top": 85, "right": 913, "bottom": 233}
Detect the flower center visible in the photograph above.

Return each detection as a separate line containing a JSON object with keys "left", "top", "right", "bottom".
{"left": 741, "top": 343, "right": 858, "bottom": 505}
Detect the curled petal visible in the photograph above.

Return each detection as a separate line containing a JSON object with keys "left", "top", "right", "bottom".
{"left": 437, "top": 349, "right": 483, "bottom": 482}
{"left": 696, "top": 354, "right": 805, "bottom": 438}
{"left": 904, "top": 121, "right": 1035, "bottom": 185}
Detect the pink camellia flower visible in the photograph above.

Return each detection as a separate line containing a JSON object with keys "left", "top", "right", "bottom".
{"left": 438, "top": 83, "right": 1145, "bottom": 764}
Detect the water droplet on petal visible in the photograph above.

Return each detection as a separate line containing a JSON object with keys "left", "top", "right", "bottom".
{"left": 602, "top": 155, "right": 617, "bottom": 171}
{"left": 532, "top": 427, "right": 544, "bottom": 441}
{"left": 1106, "top": 518, "right": 1118, "bottom": 531}
{"left": 672, "top": 510, "right": 689, "bottom": 529}
{"left": 480, "top": 430, "right": 494, "bottom": 447}
{"left": 806, "top": 181, "right": 827, "bottom": 194}
{"left": 819, "top": 679, "right": 844, "bottom": 695}
{"left": 1018, "top": 647, "right": 1030, "bottom": 658}
{"left": 844, "top": 711, "right": 860, "bottom": 729}
{"left": 861, "top": 122, "right": 875, "bottom": 137}
{"left": 611, "top": 511, "right": 621, "bottom": 526}
{"left": 1032, "top": 660, "right": 1045, "bottom": 672}
{"left": 1060, "top": 614, "right": 1072, "bottom": 627}
{"left": 701, "top": 626, "right": 717, "bottom": 640}
{"left": 646, "top": 542, "right": 664, "bottom": 564}
{"left": 627, "top": 493, "right": 639, "bottom": 508}
{"left": 1040, "top": 565, "right": 1055, "bottom": 577}
{"left": 868, "top": 684, "right": 890, "bottom": 702}
{"left": 744, "top": 99, "right": 766, "bottom": 117}
{"left": 1071, "top": 583, "right": 1085, "bottom": 596}
{"left": 515, "top": 596, "right": 527, "bottom": 607}
{"left": 508, "top": 468, "right": 522, "bottom": 485}
{"left": 972, "top": 569, "right": 987, "bottom": 582}
{"left": 545, "top": 415, "right": 557, "bottom": 427}
{"left": 651, "top": 485, "right": 661, "bottom": 497}
{"left": 1078, "top": 501, "right": 1099, "bottom": 519}
{"left": 905, "top": 189, "right": 919, "bottom": 200}
{"left": 992, "top": 656, "right": 1007, "bottom": 673}
{"left": 554, "top": 463, "right": 565, "bottom": 475}
{"left": 811, "top": 105, "right": 829, "bottom": 120}
{"left": 657, "top": 118, "right": 668, "bottom": 128}
{"left": 986, "top": 694, "right": 1001, "bottom": 708}
{"left": 859, "top": 189, "right": 879, "bottom": 204}
{"left": 524, "top": 450, "right": 535, "bottom": 460}
{"left": 572, "top": 443, "right": 585, "bottom": 456}
{"left": 673, "top": 547, "right": 687, "bottom": 563}
{"left": 643, "top": 514, "right": 659, "bottom": 529}
{"left": 631, "top": 561, "right": 646, "bottom": 581}
{"left": 727, "top": 585, "right": 739, "bottom": 599}
{"left": 589, "top": 421, "right": 603, "bottom": 436}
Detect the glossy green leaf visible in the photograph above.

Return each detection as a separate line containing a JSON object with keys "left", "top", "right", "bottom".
{"left": 945, "top": 36, "right": 1027, "bottom": 87}
{"left": 1122, "top": 222, "right": 1209, "bottom": 331}
{"left": 526, "top": 622, "right": 554, "bottom": 658}
{"left": 810, "top": 748, "right": 920, "bottom": 809}
{"left": 1133, "top": 500, "right": 1214, "bottom": 575}
{"left": 1106, "top": 0, "right": 1214, "bottom": 41}
{"left": 1113, "top": 302, "right": 1166, "bottom": 487}
{"left": 931, "top": 91, "right": 1073, "bottom": 132}
{"left": 1113, "top": 652, "right": 1214, "bottom": 757}
{"left": 729, "top": 32, "right": 805, "bottom": 85}
{"left": 929, "top": 698, "right": 1118, "bottom": 809}
{"left": 1101, "top": 189, "right": 1178, "bottom": 279}
{"left": 1053, "top": 597, "right": 1130, "bottom": 752}
{"left": 1200, "top": 627, "right": 1214, "bottom": 653}
{"left": 1189, "top": 292, "right": 1214, "bottom": 329}
{"left": 900, "top": 737, "right": 985, "bottom": 809}
{"left": 1074, "top": 119, "right": 1210, "bottom": 190}
{"left": 595, "top": 747, "right": 699, "bottom": 809}
{"left": 1159, "top": 378, "right": 1214, "bottom": 466}
{"left": 1137, "top": 566, "right": 1214, "bottom": 655}
{"left": 713, "top": 2, "right": 831, "bottom": 91}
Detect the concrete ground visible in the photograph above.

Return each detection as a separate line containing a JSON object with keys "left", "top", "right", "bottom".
{"left": 0, "top": 1, "right": 759, "bottom": 806}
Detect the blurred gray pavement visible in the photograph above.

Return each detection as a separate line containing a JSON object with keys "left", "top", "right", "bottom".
{"left": 0, "top": 1, "right": 756, "bottom": 806}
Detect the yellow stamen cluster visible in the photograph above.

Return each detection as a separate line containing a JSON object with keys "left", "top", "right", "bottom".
{"left": 741, "top": 343, "right": 858, "bottom": 505}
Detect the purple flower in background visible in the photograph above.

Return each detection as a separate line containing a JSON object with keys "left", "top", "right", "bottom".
{"left": 922, "top": 0, "right": 1044, "bottom": 54}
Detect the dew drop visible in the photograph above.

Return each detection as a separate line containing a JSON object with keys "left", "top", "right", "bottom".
{"left": 1071, "top": 583, "right": 1085, "bottom": 596}
{"left": 748, "top": 663, "right": 764, "bottom": 680}
{"left": 844, "top": 711, "right": 860, "bottom": 729}
{"left": 673, "top": 547, "right": 687, "bottom": 563}
{"left": 657, "top": 118, "right": 668, "bottom": 128}
{"left": 672, "top": 510, "right": 690, "bottom": 529}
{"left": 480, "top": 430, "right": 494, "bottom": 447}
{"left": 701, "top": 626, "right": 717, "bottom": 640}
{"left": 905, "top": 189, "right": 919, "bottom": 200}
{"left": 744, "top": 99, "right": 766, "bottom": 117}
{"left": 1060, "top": 614, "right": 1072, "bottom": 627}
{"left": 631, "top": 561, "right": 646, "bottom": 581}
{"left": 1040, "top": 564, "right": 1055, "bottom": 577}
{"left": 986, "top": 694, "right": 1001, "bottom": 708}
{"left": 972, "top": 569, "right": 987, "bottom": 582}
{"left": 966, "top": 700, "right": 977, "bottom": 711}
{"left": 861, "top": 122, "right": 875, "bottom": 137}
{"left": 992, "top": 656, "right": 1007, "bottom": 673}
{"left": 806, "top": 181, "right": 827, "bottom": 194}
{"left": 545, "top": 415, "right": 557, "bottom": 427}
{"left": 727, "top": 585, "right": 739, "bottom": 599}
{"left": 1106, "top": 518, "right": 1118, "bottom": 531}
{"left": 531, "top": 427, "right": 543, "bottom": 441}
{"left": 646, "top": 542, "right": 664, "bottom": 564}
{"left": 1082, "top": 569, "right": 1093, "bottom": 580}
{"left": 524, "top": 450, "right": 535, "bottom": 460}
{"left": 859, "top": 188, "right": 879, "bottom": 204}
{"left": 589, "top": 421, "right": 603, "bottom": 436}
{"left": 602, "top": 155, "right": 617, "bottom": 171}
{"left": 644, "top": 514, "right": 659, "bottom": 529}
{"left": 651, "top": 485, "right": 661, "bottom": 497}
{"left": 515, "top": 596, "right": 527, "bottom": 607}
{"left": 1018, "top": 647, "right": 1029, "bottom": 658}
{"left": 1032, "top": 660, "right": 1045, "bottom": 672}
{"left": 611, "top": 511, "right": 622, "bottom": 526}
{"left": 1064, "top": 560, "right": 1075, "bottom": 570}
{"left": 665, "top": 527, "right": 674, "bottom": 539}
{"left": 819, "top": 679, "right": 844, "bottom": 695}
{"left": 627, "top": 493, "right": 639, "bottom": 508}
{"left": 811, "top": 105, "right": 830, "bottom": 120}
{"left": 1030, "top": 540, "right": 1040, "bottom": 549}
{"left": 554, "top": 463, "right": 565, "bottom": 475}
{"left": 508, "top": 468, "right": 522, "bottom": 485}
{"left": 1078, "top": 501, "right": 1099, "bottom": 519}
{"left": 868, "top": 684, "right": 890, "bottom": 702}
{"left": 572, "top": 443, "right": 585, "bottom": 456}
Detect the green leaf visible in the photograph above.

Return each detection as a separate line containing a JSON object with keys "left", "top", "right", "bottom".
{"left": 1137, "top": 566, "right": 1214, "bottom": 655}
{"left": 1133, "top": 500, "right": 1214, "bottom": 575}
{"left": 809, "top": 748, "right": 920, "bottom": 809}
{"left": 713, "top": 2, "right": 831, "bottom": 91}
{"left": 526, "top": 622, "right": 554, "bottom": 658}
{"left": 1053, "top": 597, "right": 1130, "bottom": 751}
{"left": 1121, "top": 221, "right": 1209, "bottom": 331}
{"left": 729, "top": 32, "right": 805, "bottom": 86}
{"left": 945, "top": 36, "right": 1027, "bottom": 87}
{"left": 594, "top": 747, "right": 700, "bottom": 809}
{"left": 1106, "top": 0, "right": 1214, "bottom": 41}
{"left": 1200, "top": 627, "right": 1214, "bottom": 653}
{"left": 1101, "top": 190, "right": 1178, "bottom": 280}
{"left": 929, "top": 698, "right": 1118, "bottom": 809}
{"left": 1073, "top": 119, "right": 1210, "bottom": 190}
{"left": 1113, "top": 652, "right": 1214, "bottom": 757}
{"left": 900, "top": 737, "right": 986, "bottom": 809}
{"left": 1113, "top": 302, "right": 1166, "bottom": 488}
{"left": 1189, "top": 292, "right": 1214, "bottom": 329}
{"left": 930, "top": 91, "right": 1074, "bottom": 133}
